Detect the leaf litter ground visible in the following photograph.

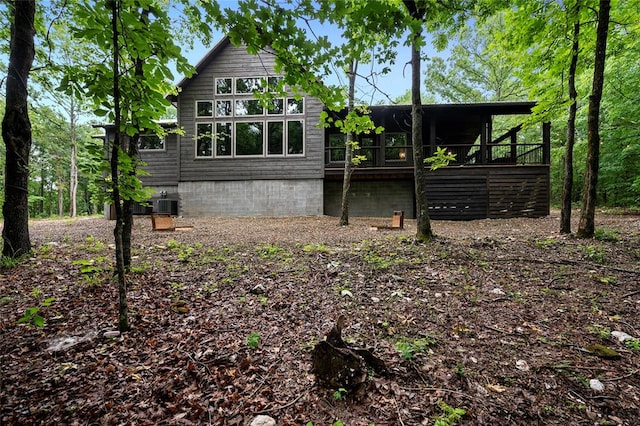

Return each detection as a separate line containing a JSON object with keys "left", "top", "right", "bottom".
{"left": 1, "top": 210, "right": 639, "bottom": 425}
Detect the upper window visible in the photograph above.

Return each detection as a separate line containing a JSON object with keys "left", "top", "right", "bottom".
{"left": 235, "top": 99, "right": 264, "bottom": 116}
{"left": 236, "top": 77, "right": 264, "bottom": 94}
{"left": 215, "top": 78, "right": 232, "bottom": 95}
{"left": 196, "top": 100, "right": 213, "bottom": 118}
{"left": 138, "top": 134, "right": 165, "bottom": 150}
{"left": 287, "top": 98, "right": 304, "bottom": 114}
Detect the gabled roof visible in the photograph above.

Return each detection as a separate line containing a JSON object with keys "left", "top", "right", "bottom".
{"left": 167, "top": 36, "right": 231, "bottom": 102}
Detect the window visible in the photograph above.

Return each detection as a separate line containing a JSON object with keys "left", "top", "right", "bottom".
{"left": 138, "top": 134, "right": 164, "bottom": 150}
{"left": 235, "top": 99, "right": 263, "bottom": 116}
{"left": 196, "top": 101, "right": 213, "bottom": 118}
{"left": 267, "top": 98, "right": 284, "bottom": 115}
{"left": 328, "top": 134, "right": 346, "bottom": 162}
{"left": 235, "top": 122, "right": 264, "bottom": 156}
{"left": 215, "top": 100, "right": 232, "bottom": 117}
{"left": 268, "top": 76, "right": 283, "bottom": 92}
{"left": 287, "top": 120, "right": 304, "bottom": 155}
{"left": 215, "top": 122, "right": 232, "bottom": 156}
{"left": 385, "top": 133, "right": 409, "bottom": 162}
{"left": 215, "top": 78, "right": 232, "bottom": 95}
{"left": 198, "top": 75, "right": 304, "bottom": 158}
{"left": 196, "top": 123, "right": 213, "bottom": 157}
{"left": 287, "top": 98, "right": 304, "bottom": 114}
{"left": 236, "top": 77, "right": 264, "bottom": 94}
{"left": 267, "top": 122, "right": 284, "bottom": 155}
{"left": 358, "top": 136, "right": 376, "bottom": 165}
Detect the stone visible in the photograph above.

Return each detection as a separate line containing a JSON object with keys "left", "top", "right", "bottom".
{"left": 611, "top": 331, "right": 634, "bottom": 342}
{"left": 249, "top": 415, "right": 276, "bottom": 426}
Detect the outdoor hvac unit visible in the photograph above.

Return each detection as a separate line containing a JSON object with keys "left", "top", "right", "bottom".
{"left": 156, "top": 199, "right": 178, "bottom": 216}
{"left": 132, "top": 202, "right": 153, "bottom": 215}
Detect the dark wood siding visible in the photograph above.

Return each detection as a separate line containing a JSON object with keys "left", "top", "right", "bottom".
{"left": 177, "top": 44, "right": 324, "bottom": 182}
{"left": 138, "top": 133, "right": 178, "bottom": 186}
{"left": 324, "top": 165, "right": 549, "bottom": 220}
{"left": 426, "top": 166, "right": 549, "bottom": 220}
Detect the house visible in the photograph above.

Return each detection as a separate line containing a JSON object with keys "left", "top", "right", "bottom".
{"left": 108, "top": 37, "right": 551, "bottom": 220}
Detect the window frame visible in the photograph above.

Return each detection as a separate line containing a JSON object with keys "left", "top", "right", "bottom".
{"left": 195, "top": 75, "right": 305, "bottom": 159}
{"left": 286, "top": 119, "right": 305, "bottom": 156}
{"left": 138, "top": 133, "right": 166, "bottom": 151}
{"left": 195, "top": 100, "right": 214, "bottom": 118}
{"left": 195, "top": 122, "right": 214, "bottom": 158}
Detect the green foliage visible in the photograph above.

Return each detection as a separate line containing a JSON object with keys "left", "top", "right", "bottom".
{"left": 16, "top": 297, "right": 56, "bottom": 327}
{"left": 246, "top": 332, "right": 260, "bottom": 349}
{"left": 303, "top": 243, "right": 331, "bottom": 253}
{"left": 332, "top": 387, "right": 347, "bottom": 400}
{"left": 433, "top": 399, "right": 466, "bottom": 426}
{"left": 594, "top": 228, "right": 620, "bottom": 243}
{"left": 625, "top": 339, "right": 640, "bottom": 350}
{"left": 425, "top": 146, "right": 457, "bottom": 171}
{"left": 396, "top": 337, "right": 437, "bottom": 360}
{"left": 587, "top": 323, "right": 611, "bottom": 340}
{"left": 580, "top": 245, "right": 606, "bottom": 264}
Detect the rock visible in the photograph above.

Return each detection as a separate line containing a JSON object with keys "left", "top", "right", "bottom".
{"left": 249, "top": 415, "right": 276, "bottom": 426}
{"left": 47, "top": 331, "right": 98, "bottom": 352}
{"left": 611, "top": 331, "right": 634, "bottom": 342}
{"left": 490, "top": 288, "right": 505, "bottom": 295}
{"left": 103, "top": 331, "right": 121, "bottom": 339}
{"left": 250, "top": 284, "right": 266, "bottom": 295}
{"left": 515, "top": 359, "right": 530, "bottom": 371}
{"left": 589, "top": 379, "right": 605, "bottom": 391}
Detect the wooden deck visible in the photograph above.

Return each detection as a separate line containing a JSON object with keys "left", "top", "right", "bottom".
{"left": 324, "top": 165, "right": 549, "bottom": 220}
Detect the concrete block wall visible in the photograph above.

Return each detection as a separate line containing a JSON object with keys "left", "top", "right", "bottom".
{"left": 323, "top": 179, "right": 415, "bottom": 218}
{"left": 178, "top": 179, "right": 323, "bottom": 217}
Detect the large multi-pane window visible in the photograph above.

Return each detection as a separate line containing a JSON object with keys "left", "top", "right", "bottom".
{"left": 195, "top": 76, "right": 304, "bottom": 158}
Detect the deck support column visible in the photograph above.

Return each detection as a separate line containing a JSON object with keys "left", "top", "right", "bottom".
{"left": 542, "top": 122, "right": 551, "bottom": 164}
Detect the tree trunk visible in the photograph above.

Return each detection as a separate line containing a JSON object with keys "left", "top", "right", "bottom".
{"left": 69, "top": 97, "right": 78, "bottom": 218}
{"left": 577, "top": 0, "right": 610, "bottom": 238}
{"left": 339, "top": 60, "right": 357, "bottom": 226}
{"left": 560, "top": 3, "right": 581, "bottom": 234}
{"left": 110, "top": 0, "right": 129, "bottom": 332}
{"left": 2, "top": 0, "right": 35, "bottom": 258}
{"left": 404, "top": 1, "right": 433, "bottom": 241}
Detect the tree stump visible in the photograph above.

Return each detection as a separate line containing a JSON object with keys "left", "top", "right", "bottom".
{"left": 311, "top": 315, "right": 386, "bottom": 397}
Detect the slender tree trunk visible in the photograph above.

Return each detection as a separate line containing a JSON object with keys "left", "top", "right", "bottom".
{"left": 2, "top": 0, "right": 35, "bottom": 258}
{"left": 560, "top": 3, "right": 581, "bottom": 234}
{"left": 110, "top": 0, "right": 129, "bottom": 332}
{"left": 39, "top": 165, "right": 45, "bottom": 215}
{"left": 123, "top": 9, "right": 149, "bottom": 269}
{"left": 69, "top": 97, "right": 78, "bottom": 218}
{"left": 577, "top": 0, "right": 610, "bottom": 238}
{"left": 404, "top": 1, "right": 433, "bottom": 241}
{"left": 339, "top": 60, "right": 357, "bottom": 226}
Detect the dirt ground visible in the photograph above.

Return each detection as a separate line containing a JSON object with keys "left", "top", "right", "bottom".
{"left": 1, "top": 210, "right": 639, "bottom": 425}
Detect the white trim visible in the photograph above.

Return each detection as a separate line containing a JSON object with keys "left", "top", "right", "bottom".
{"left": 286, "top": 119, "right": 305, "bottom": 156}
{"left": 215, "top": 77, "right": 233, "bottom": 95}
{"left": 195, "top": 122, "right": 214, "bottom": 158}
{"left": 195, "top": 100, "right": 214, "bottom": 118}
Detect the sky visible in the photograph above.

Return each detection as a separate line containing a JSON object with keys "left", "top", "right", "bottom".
{"left": 169, "top": 1, "right": 443, "bottom": 105}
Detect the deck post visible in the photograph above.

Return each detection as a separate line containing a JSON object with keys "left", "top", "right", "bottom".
{"left": 429, "top": 115, "right": 436, "bottom": 157}
{"left": 480, "top": 116, "right": 488, "bottom": 164}
{"left": 542, "top": 122, "right": 551, "bottom": 164}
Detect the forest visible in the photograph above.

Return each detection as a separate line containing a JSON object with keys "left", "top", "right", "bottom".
{"left": 1, "top": 1, "right": 639, "bottom": 425}
{"left": 1, "top": 1, "right": 638, "bottom": 222}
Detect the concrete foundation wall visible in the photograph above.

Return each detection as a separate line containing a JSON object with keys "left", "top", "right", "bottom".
{"left": 178, "top": 180, "right": 323, "bottom": 217}
{"left": 324, "top": 179, "right": 415, "bottom": 218}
